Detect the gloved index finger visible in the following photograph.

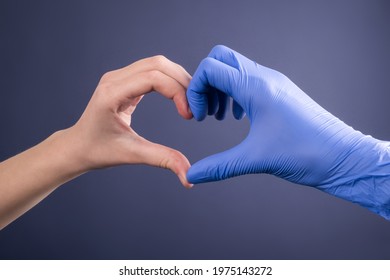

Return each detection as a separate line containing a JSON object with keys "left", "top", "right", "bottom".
{"left": 187, "top": 57, "right": 240, "bottom": 121}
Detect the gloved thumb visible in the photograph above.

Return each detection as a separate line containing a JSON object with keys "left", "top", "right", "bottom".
{"left": 187, "top": 142, "right": 251, "bottom": 184}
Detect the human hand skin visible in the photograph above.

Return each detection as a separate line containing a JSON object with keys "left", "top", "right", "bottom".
{"left": 0, "top": 55, "right": 193, "bottom": 230}
{"left": 186, "top": 45, "right": 390, "bottom": 220}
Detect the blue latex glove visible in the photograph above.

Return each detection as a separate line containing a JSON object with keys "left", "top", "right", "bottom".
{"left": 186, "top": 45, "right": 390, "bottom": 220}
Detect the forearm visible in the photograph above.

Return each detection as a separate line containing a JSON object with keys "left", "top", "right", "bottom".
{"left": 0, "top": 128, "right": 87, "bottom": 230}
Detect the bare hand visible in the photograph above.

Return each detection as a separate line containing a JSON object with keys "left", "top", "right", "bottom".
{"left": 66, "top": 55, "right": 193, "bottom": 187}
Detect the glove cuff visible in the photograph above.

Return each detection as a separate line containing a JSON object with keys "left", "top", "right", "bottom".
{"left": 319, "top": 135, "right": 390, "bottom": 220}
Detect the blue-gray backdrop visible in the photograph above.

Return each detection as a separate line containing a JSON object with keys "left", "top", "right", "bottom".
{"left": 1, "top": 0, "right": 390, "bottom": 259}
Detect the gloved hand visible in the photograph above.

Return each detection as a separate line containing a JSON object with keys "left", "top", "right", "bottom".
{"left": 186, "top": 45, "right": 390, "bottom": 220}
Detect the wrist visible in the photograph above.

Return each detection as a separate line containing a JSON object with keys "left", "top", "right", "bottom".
{"left": 43, "top": 127, "right": 91, "bottom": 181}
{"left": 320, "top": 135, "right": 390, "bottom": 219}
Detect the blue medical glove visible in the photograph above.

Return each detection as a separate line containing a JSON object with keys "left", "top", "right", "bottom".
{"left": 186, "top": 45, "right": 390, "bottom": 220}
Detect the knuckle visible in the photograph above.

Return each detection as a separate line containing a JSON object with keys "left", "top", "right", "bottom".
{"left": 200, "top": 57, "right": 213, "bottom": 69}
{"left": 150, "top": 54, "right": 168, "bottom": 68}
{"left": 161, "top": 150, "right": 181, "bottom": 170}
{"left": 158, "top": 155, "right": 171, "bottom": 170}
{"left": 211, "top": 44, "right": 228, "bottom": 54}
{"left": 96, "top": 80, "right": 115, "bottom": 96}
{"left": 145, "top": 69, "right": 162, "bottom": 81}
{"left": 100, "top": 70, "right": 115, "bottom": 83}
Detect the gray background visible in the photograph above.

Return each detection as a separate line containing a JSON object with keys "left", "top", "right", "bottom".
{"left": 1, "top": 0, "right": 390, "bottom": 259}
